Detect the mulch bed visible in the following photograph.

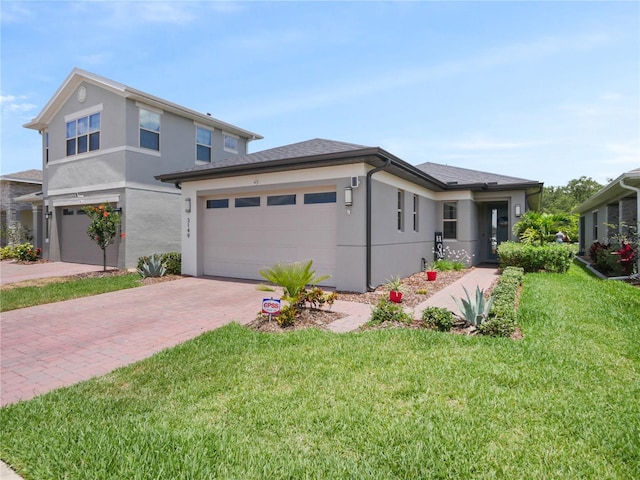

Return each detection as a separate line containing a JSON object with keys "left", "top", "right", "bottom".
{"left": 338, "top": 269, "right": 475, "bottom": 308}
{"left": 247, "top": 308, "right": 345, "bottom": 333}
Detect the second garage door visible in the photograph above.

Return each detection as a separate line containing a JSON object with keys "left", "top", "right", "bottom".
{"left": 202, "top": 189, "right": 337, "bottom": 286}
{"left": 59, "top": 206, "right": 119, "bottom": 266}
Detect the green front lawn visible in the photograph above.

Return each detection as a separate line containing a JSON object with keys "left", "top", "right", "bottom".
{"left": 0, "top": 274, "right": 141, "bottom": 312}
{"left": 1, "top": 264, "right": 639, "bottom": 479}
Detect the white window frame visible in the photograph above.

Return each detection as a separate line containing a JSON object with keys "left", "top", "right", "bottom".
{"left": 137, "top": 104, "right": 162, "bottom": 151}
{"left": 443, "top": 201, "right": 457, "bottom": 239}
{"left": 223, "top": 132, "right": 239, "bottom": 154}
{"left": 195, "top": 126, "right": 213, "bottom": 162}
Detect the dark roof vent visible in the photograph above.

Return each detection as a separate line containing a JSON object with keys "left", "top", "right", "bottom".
{"left": 446, "top": 181, "right": 458, "bottom": 185}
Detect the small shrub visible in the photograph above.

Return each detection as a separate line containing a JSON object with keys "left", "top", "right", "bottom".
{"left": 498, "top": 241, "right": 573, "bottom": 273}
{"left": 1, "top": 245, "right": 15, "bottom": 260}
{"left": 137, "top": 253, "right": 166, "bottom": 278}
{"left": 275, "top": 304, "right": 297, "bottom": 327}
{"left": 298, "top": 287, "right": 337, "bottom": 310}
{"left": 478, "top": 317, "right": 516, "bottom": 337}
{"left": 422, "top": 307, "right": 456, "bottom": 331}
{"left": 161, "top": 252, "right": 181, "bottom": 275}
{"left": 13, "top": 243, "right": 41, "bottom": 262}
{"left": 369, "top": 298, "right": 412, "bottom": 325}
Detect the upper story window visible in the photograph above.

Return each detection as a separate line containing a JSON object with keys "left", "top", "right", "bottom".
{"left": 443, "top": 202, "right": 457, "bottom": 239}
{"left": 196, "top": 127, "right": 212, "bottom": 162}
{"left": 223, "top": 133, "right": 238, "bottom": 153}
{"left": 139, "top": 108, "right": 160, "bottom": 151}
{"left": 397, "top": 189, "right": 405, "bottom": 232}
{"left": 66, "top": 112, "right": 100, "bottom": 156}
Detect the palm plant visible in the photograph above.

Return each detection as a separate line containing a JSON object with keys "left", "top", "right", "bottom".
{"left": 513, "top": 211, "right": 573, "bottom": 245}
{"left": 453, "top": 286, "right": 494, "bottom": 327}
{"left": 258, "top": 260, "right": 330, "bottom": 302}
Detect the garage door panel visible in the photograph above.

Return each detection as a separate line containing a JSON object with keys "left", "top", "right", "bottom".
{"left": 59, "top": 206, "right": 119, "bottom": 266}
{"left": 203, "top": 192, "right": 336, "bottom": 286}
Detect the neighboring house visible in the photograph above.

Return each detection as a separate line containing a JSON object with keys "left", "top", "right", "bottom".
{"left": 157, "top": 138, "right": 543, "bottom": 292}
{"left": 0, "top": 169, "right": 43, "bottom": 248}
{"left": 23, "top": 68, "right": 262, "bottom": 268}
{"left": 574, "top": 168, "right": 640, "bottom": 258}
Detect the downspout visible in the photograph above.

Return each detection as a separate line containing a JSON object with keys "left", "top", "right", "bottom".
{"left": 619, "top": 178, "right": 640, "bottom": 275}
{"left": 366, "top": 158, "right": 392, "bottom": 291}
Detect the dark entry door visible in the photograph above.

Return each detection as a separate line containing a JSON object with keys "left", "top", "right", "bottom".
{"left": 488, "top": 203, "right": 509, "bottom": 261}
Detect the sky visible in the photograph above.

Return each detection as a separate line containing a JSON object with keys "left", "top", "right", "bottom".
{"left": 1, "top": 0, "right": 638, "bottom": 187}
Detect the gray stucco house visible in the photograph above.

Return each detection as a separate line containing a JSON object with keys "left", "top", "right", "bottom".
{"left": 157, "top": 138, "right": 543, "bottom": 292}
{"left": 0, "top": 169, "right": 43, "bottom": 248}
{"left": 23, "top": 68, "right": 262, "bottom": 267}
{"left": 574, "top": 168, "right": 639, "bottom": 262}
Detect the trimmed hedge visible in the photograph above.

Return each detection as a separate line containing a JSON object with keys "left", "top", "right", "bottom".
{"left": 497, "top": 241, "right": 573, "bottom": 273}
{"left": 136, "top": 252, "right": 181, "bottom": 275}
{"left": 478, "top": 266, "right": 524, "bottom": 337}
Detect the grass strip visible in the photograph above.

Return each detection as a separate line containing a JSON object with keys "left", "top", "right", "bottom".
{"left": 0, "top": 274, "right": 141, "bottom": 312}
{"left": 1, "top": 264, "right": 639, "bottom": 478}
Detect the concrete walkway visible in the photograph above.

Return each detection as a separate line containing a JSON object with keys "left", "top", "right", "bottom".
{"left": 0, "top": 260, "right": 107, "bottom": 285}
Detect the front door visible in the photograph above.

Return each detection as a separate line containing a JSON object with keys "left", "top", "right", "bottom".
{"left": 487, "top": 203, "right": 509, "bottom": 261}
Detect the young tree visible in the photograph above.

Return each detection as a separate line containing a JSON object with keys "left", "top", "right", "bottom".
{"left": 82, "top": 204, "right": 123, "bottom": 271}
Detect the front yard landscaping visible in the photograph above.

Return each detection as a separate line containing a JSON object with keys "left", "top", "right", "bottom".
{"left": 1, "top": 263, "right": 638, "bottom": 479}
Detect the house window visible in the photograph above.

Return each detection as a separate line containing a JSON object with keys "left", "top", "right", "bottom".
{"left": 235, "top": 196, "right": 260, "bottom": 208}
{"left": 62, "top": 208, "right": 74, "bottom": 216}
{"left": 397, "top": 190, "right": 405, "bottom": 231}
{"left": 66, "top": 112, "right": 100, "bottom": 156}
{"left": 413, "top": 194, "right": 419, "bottom": 232}
{"left": 206, "top": 199, "right": 229, "bottom": 209}
{"left": 443, "top": 202, "right": 457, "bottom": 239}
{"left": 196, "top": 127, "right": 212, "bottom": 162}
{"left": 304, "top": 192, "right": 336, "bottom": 204}
{"left": 139, "top": 108, "right": 160, "bottom": 151}
{"left": 592, "top": 211, "right": 598, "bottom": 240}
{"left": 45, "top": 131, "right": 49, "bottom": 163}
{"left": 223, "top": 133, "right": 238, "bottom": 153}
{"left": 267, "top": 194, "right": 296, "bottom": 206}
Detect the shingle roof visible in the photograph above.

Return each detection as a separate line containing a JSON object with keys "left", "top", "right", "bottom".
{"left": 172, "top": 138, "right": 370, "bottom": 176}
{"left": 0, "top": 169, "right": 43, "bottom": 183}
{"left": 416, "top": 162, "right": 537, "bottom": 186}
{"left": 157, "top": 138, "right": 541, "bottom": 192}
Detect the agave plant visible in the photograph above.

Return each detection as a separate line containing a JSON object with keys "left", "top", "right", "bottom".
{"left": 453, "top": 286, "right": 494, "bottom": 327}
{"left": 137, "top": 253, "right": 166, "bottom": 279}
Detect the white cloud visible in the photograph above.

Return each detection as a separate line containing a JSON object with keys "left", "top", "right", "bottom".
{"left": 0, "top": 95, "right": 37, "bottom": 113}
{"left": 0, "top": 2, "right": 34, "bottom": 23}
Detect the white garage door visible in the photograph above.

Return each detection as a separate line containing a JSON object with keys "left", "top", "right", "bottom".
{"left": 59, "top": 206, "right": 119, "bottom": 266}
{"left": 202, "top": 189, "right": 337, "bottom": 286}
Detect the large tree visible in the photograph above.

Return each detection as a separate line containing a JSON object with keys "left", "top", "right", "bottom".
{"left": 542, "top": 176, "right": 603, "bottom": 214}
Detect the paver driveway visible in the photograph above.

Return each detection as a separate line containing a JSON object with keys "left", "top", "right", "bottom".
{"left": 0, "top": 276, "right": 277, "bottom": 406}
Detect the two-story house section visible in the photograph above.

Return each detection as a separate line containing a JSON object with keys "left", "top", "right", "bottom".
{"left": 24, "top": 68, "right": 262, "bottom": 268}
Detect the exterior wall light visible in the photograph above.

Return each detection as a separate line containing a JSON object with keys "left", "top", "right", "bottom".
{"left": 185, "top": 198, "right": 191, "bottom": 213}
{"left": 344, "top": 187, "right": 353, "bottom": 207}
{"left": 514, "top": 204, "right": 521, "bottom": 217}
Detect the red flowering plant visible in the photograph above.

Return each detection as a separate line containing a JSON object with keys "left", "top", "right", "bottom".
{"left": 82, "top": 204, "right": 124, "bottom": 271}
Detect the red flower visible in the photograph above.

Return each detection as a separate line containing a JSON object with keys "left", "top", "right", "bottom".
{"left": 103, "top": 211, "right": 109, "bottom": 217}
{"left": 120, "top": 233, "right": 126, "bottom": 238}
{"left": 99, "top": 205, "right": 105, "bottom": 210}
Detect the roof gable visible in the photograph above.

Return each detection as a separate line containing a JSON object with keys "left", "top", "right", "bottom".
{"left": 23, "top": 68, "right": 262, "bottom": 140}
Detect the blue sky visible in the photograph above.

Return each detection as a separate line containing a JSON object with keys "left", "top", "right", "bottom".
{"left": 1, "top": 1, "right": 638, "bottom": 186}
